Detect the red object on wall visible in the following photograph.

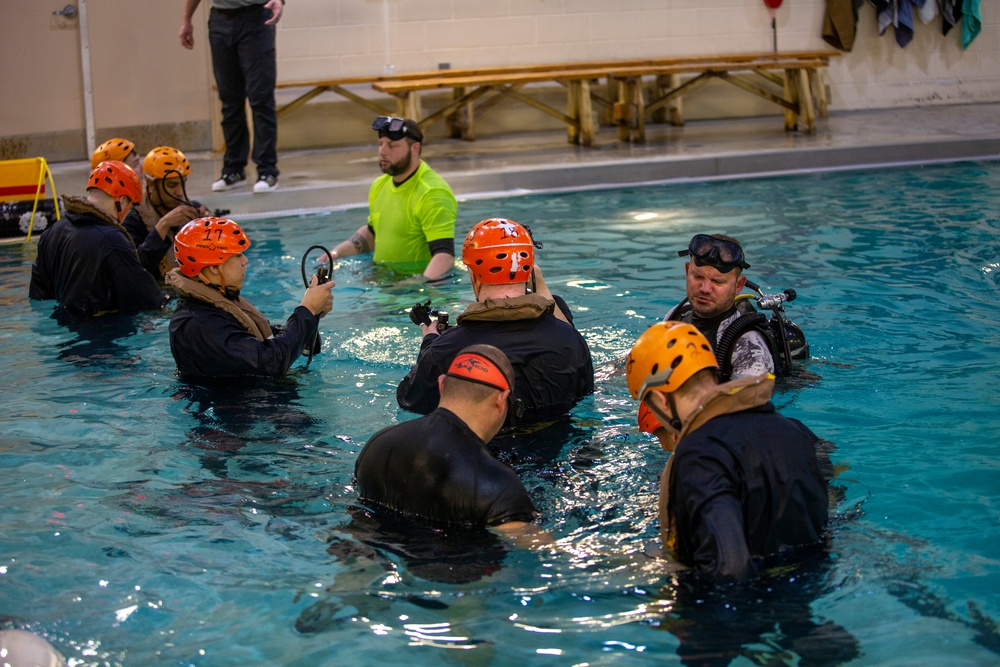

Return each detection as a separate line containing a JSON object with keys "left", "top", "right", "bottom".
{"left": 764, "top": 0, "right": 783, "bottom": 8}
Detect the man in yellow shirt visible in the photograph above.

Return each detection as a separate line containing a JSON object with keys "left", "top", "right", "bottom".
{"left": 325, "top": 117, "right": 457, "bottom": 281}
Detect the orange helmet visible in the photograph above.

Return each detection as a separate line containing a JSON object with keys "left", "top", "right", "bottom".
{"left": 626, "top": 322, "right": 718, "bottom": 401}
{"left": 91, "top": 138, "right": 136, "bottom": 169}
{"left": 173, "top": 217, "right": 251, "bottom": 277}
{"left": 637, "top": 402, "right": 663, "bottom": 434}
{"left": 462, "top": 218, "right": 534, "bottom": 284}
{"left": 143, "top": 146, "right": 191, "bottom": 180}
{"left": 88, "top": 161, "right": 142, "bottom": 204}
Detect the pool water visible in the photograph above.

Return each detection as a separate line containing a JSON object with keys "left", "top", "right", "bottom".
{"left": 2, "top": 161, "right": 999, "bottom": 666}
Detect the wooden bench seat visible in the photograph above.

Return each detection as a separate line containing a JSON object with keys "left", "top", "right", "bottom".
{"left": 372, "top": 55, "right": 837, "bottom": 146}
{"left": 275, "top": 51, "right": 839, "bottom": 146}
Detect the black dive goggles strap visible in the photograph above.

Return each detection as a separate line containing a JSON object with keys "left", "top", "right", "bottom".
{"left": 677, "top": 233, "right": 750, "bottom": 273}
{"left": 372, "top": 116, "right": 415, "bottom": 142}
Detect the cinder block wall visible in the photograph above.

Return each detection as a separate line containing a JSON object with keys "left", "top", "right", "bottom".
{"left": 1, "top": 0, "right": 996, "bottom": 160}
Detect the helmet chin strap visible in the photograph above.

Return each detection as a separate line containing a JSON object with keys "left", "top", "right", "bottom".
{"left": 198, "top": 269, "right": 241, "bottom": 301}
{"left": 114, "top": 198, "right": 129, "bottom": 222}
{"left": 648, "top": 391, "right": 683, "bottom": 434}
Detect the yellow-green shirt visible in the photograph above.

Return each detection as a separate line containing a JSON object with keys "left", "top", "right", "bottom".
{"left": 368, "top": 161, "right": 457, "bottom": 274}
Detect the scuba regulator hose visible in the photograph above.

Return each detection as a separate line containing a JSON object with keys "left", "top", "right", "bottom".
{"left": 161, "top": 168, "right": 230, "bottom": 217}
{"left": 299, "top": 245, "right": 335, "bottom": 365}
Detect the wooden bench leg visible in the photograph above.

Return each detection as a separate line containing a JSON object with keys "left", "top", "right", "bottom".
{"left": 578, "top": 79, "right": 595, "bottom": 147}
{"left": 668, "top": 73, "right": 683, "bottom": 126}
{"left": 614, "top": 77, "right": 645, "bottom": 143}
{"left": 783, "top": 69, "right": 799, "bottom": 132}
{"left": 568, "top": 80, "right": 581, "bottom": 145}
{"left": 650, "top": 75, "right": 667, "bottom": 125}
{"left": 615, "top": 79, "right": 631, "bottom": 143}
{"left": 798, "top": 69, "right": 816, "bottom": 134}
{"left": 402, "top": 92, "right": 422, "bottom": 124}
{"left": 602, "top": 76, "right": 617, "bottom": 126}
{"left": 808, "top": 68, "right": 829, "bottom": 120}
{"left": 633, "top": 77, "right": 646, "bottom": 143}
{"left": 650, "top": 74, "right": 683, "bottom": 127}
{"left": 567, "top": 80, "right": 595, "bottom": 147}
{"left": 447, "top": 86, "right": 475, "bottom": 140}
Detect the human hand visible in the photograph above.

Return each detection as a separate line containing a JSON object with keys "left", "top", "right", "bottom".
{"left": 315, "top": 250, "right": 338, "bottom": 265}
{"left": 529, "top": 263, "right": 552, "bottom": 296}
{"left": 418, "top": 319, "right": 446, "bottom": 337}
{"left": 156, "top": 205, "right": 200, "bottom": 238}
{"left": 301, "top": 275, "right": 334, "bottom": 317}
{"left": 179, "top": 22, "right": 195, "bottom": 49}
{"left": 264, "top": 0, "right": 283, "bottom": 25}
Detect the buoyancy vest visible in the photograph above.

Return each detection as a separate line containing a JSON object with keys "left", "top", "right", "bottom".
{"left": 456, "top": 293, "right": 555, "bottom": 323}
{"left": 165, "top": 269, "right": 272, "bottom": 340}
{"left": 668, "top": 297, "right": 778, "bottom": 380}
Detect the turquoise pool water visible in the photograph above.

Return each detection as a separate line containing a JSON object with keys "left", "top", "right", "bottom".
{"left": 2, "top": 161, "right": 999, "bottom": 666}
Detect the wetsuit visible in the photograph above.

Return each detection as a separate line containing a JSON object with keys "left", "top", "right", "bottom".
{"left": 666, "top": 299, "right": 774, "bottom": 380}
{"left": 166, "top": 269, "right": 319, "bottom": 378}
{"left": 28, "top": 196, "right": 166, "bottom": 316}
{"left": 667, "top": 400, "right": 828, "bottom": 582}
{"left": 355, "top": 408, "right": 536, "bottom": 526}
{"left": 368, "top": 161, "right": 456, "bottom": 274}
{"left": 122, "top": 202, "right": 203, "bottom": 281}
{"left": 396, "top": 293, "right": 595, "bottom": 426}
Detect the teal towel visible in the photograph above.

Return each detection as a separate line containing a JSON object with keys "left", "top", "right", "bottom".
{"left": 962, "top": 0, "right": 981, "bottom": 49}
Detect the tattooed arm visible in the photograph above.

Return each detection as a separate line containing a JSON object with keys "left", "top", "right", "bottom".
{"left": 325, "top": 224, "right": 375, "bottom": 261}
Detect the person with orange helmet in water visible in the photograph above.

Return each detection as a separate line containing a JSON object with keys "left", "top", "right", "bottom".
{"left": 396, "top": 218, "right": 593, "bottom": 427}
{"left": 91, "top": 137, "right": 143, "bottom": 175}
{"left": 121, "top": 146, "right": 210, "bottom": 281}
{"left": 166, "top": 217, "right": 333, "bottom": 378}
{"left": 626, "top": 321, "right": 828, "bottom": 582}
{"left": 29, "top": 161, "right": 166, "bottom": 316}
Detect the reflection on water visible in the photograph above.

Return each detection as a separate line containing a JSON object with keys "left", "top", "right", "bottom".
{"left": 1, "top": 162, "right": 999, "bottom": 665}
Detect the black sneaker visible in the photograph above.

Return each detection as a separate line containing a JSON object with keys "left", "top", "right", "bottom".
{"left": 253, "top": 174, "right": 278, "bottom": 193}
{"left": 212, "top": 172, "right": 247, "bottom": 192}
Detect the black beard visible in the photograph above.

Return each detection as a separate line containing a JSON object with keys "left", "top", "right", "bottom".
{"left": 381, "top": 151, "right": 412, "bottom": 177}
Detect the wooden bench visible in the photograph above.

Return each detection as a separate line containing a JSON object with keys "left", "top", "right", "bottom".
{"left": 276, "top": 51, "right": 838, "bottom": 146}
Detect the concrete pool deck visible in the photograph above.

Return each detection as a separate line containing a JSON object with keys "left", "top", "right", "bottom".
{"left": 45, "top": 101, "right": 1000, "bottom": 220}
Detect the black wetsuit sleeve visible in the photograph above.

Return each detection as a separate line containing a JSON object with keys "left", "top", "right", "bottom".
{"left": 483, "top": 481, "right": 536, "bottom": 526}
{"left": 170, "top": 303, "right": 319, "bottom": 378}
{"left": 135, "top": 229, "right": 172, "bottom": 278}
{"left": 396, "top": 334, "right": 448, "bottom": 414}
{"left": 104, "top": 246, "right": 166, "bottom": 311}
{"left": 428, "top": 237, "right": 454, "bottom": 257}
{"left": 670, "top": 440, "right": 756, "bottom": 582}
{"left": 552, "top": 294, "right": 575, "bottom": 326}
{"left": 121, "top": 209, "right": 147, "bottom": 247}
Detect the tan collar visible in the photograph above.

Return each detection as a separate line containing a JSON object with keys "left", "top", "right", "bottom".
{"left": 456, "top": 293, "right": 555, "bottom": 323}
{"left": 678, "top": 374, "right": 776, "bottom": 440}
{"left": 63, "top": 195, "right": 135, "bottom": 248}
{"left": 165, "top": 269, "right": 272, "bottom": 341}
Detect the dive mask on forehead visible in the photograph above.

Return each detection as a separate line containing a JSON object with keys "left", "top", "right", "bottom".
{"left": 372, "top": 116, "right": 422, "bottom": 142}
{"left": 678, "top": 233, "right": 750, "bottom": 273}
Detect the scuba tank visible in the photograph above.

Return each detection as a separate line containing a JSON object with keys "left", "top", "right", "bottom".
{"left": 715, "top": 281, "right": 808, "bottom": 381}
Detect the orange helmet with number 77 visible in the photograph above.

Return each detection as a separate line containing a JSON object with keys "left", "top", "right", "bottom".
{"left": 626, "top": 322, "right": 718, "bottom": 401}
{"left": 462, "top": 218, "right": 535, "bottom": 284}
{"left": 173, "top": 217, "right": 251, "bottom": 277}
